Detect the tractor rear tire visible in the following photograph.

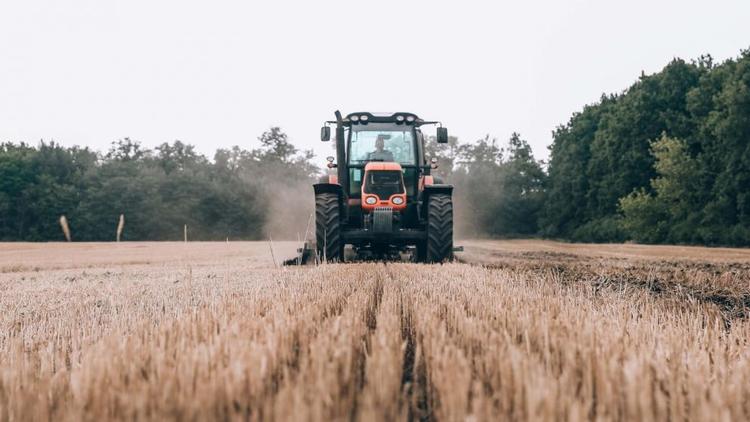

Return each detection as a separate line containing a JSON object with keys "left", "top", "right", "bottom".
{"left": 425, "top": 193, "right": 453, "bottom": 263}
{"left": 315, "top": 193, "right": 343, "bottom": 262}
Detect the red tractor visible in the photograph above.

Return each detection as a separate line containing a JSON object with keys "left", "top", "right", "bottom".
{"left": 313, "top": 111, "right": 453, "bottom": 263}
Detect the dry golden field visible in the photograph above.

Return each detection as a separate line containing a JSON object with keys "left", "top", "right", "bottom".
{"left": 2, "top": 240, "right": 750, "bottom": 421}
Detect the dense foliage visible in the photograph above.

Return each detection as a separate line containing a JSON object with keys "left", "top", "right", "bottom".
{"left": 0, "top": 129, "right": 316, "bottom": 241}
{"left": 542, "top": 49, "right": 750, "bottom": 245}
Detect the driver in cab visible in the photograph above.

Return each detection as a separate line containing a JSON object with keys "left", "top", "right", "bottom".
{"left": 367, "top": 135, "right": 395, "bottom": 161}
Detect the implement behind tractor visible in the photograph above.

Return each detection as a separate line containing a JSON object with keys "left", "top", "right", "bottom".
{"left": 304, "top": 111, "right": 454, "bottom": 263}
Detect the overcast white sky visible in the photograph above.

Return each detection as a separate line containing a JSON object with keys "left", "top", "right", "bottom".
{"left": 1, "top": 0, "right": 748, "bottom": 162}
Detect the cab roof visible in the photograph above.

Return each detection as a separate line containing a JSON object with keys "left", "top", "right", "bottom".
{"left": 344, "top": 112, "right": 421, "bottom": 126}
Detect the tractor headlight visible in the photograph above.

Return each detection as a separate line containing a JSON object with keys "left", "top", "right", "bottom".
{"left": 395, "top": 115, "right": 405, "bottom": 122}
{"left": 350, "top": 115, "right": 360, "bottom": 122}
{"left": 365, "top": 196, "right": 377, "bottom": 205}
{"left": 360, "top": 114, "right": 369, "bottom": 122}
{"left": 392, "top": 196, "right": 404, "bottom": 205}
{"left": 406, "top": 115, "right": 416, "bottom": 123}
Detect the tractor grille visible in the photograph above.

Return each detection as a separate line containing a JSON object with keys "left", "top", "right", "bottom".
{"left": 372, "top": 207, "right": 393, "bottom": 233}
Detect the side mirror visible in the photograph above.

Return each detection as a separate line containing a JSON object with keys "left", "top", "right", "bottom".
{"left": 436, "top": 127, "right": 448, "bottom": 144}
{"left": 321, "top": 126, "right": 331, "bottom": 142}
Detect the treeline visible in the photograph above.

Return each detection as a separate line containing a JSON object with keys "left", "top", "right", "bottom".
{"left": 428, "top": 48, "right": 750, "bottom": 246}
{"left": 0, "top": 129, "right": 316, "bottom": 241}
{"left": 543, "top": 49, "right": 750, "bottom": 245}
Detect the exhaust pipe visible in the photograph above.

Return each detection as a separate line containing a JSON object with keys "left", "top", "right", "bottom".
{"left": 334, "top": 110, "right": 347, "bottom": 200}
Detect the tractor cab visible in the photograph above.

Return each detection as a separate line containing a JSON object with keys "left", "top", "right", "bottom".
{"left": 347, "top": 120, "right": 419, "bottom": 201}
{"left": 314, "top": 111, "right": 453, "bottom": 262}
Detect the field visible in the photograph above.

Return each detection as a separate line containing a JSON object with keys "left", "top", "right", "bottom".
{"left": 2, "top": 241, "right": 750, "bottom": 421}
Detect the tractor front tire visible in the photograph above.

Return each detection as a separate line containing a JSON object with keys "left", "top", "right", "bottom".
{"left": 315, "top": 193, "right": 343, "bottom": 262}
{"left": 425, "top": 193, "right": 453, "bottom": 263}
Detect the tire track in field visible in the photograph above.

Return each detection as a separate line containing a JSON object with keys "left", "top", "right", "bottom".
{"left": 266, "top": 264, "right": 393, "bottom": 420}
{"left": 348, "top": 266, "right": 384, "bottom": 419}
{"left": 260, "top": 268, "right": 359, "bottom": 404}
{"left": 355, "top": 264, "right": 432, "bottom": 421}
{"left": 398, "top": 279, "right": 433, "bottom": 421}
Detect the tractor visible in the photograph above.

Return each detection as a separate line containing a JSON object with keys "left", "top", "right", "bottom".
{"left": 311, "top": 111, "right": 453, "bottom": 263}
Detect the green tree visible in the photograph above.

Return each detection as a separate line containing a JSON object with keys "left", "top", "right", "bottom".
{"left": 500, "top": 133, "right": 546, "bottom": 234}
{"left": 451, "top": 133, "right": 545, "bottom": 237}
{"left": 155, "top": 141, "right": 204, "bottom": 174}
{"left": 619, "top": 134, "right": 700, "bottom": 243}
{"left": 256, "top": 127, "right": 297, "bottom": 163}
{"left": 106, "top": 138, "right": 148, "bottom": 161}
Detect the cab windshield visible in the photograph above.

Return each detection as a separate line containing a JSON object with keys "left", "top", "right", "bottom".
{"left": 349, "top": 127, "right": 415, "bottom": 165}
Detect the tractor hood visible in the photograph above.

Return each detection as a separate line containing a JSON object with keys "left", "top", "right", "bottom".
{"left": 361, "top": 162, "right": 406, "bottom": 211}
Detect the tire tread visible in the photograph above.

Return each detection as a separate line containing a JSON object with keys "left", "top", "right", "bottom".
{"left": 426, "top": 194, "right": 453, "bottom": 263}
{"left": 315, "top": 193, "right": 343, "bottom": 262}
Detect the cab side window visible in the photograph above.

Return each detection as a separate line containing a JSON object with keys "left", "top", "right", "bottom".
{"left": 349, "top": 168, "right": 362, "bottom": 197}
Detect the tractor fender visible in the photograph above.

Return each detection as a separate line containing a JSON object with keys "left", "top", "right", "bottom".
{"left": 423, "top": 184, "right": 453, "bottom": 198}
{"left": 317, "top": 174, "right": 339, "bottom": 185}
{"left": 313, "top": 182, "right": 343, "bottom": 198}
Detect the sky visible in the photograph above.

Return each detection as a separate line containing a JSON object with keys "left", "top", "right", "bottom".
{"left": 1, "top": 0, "right": 748, "bottom": 163}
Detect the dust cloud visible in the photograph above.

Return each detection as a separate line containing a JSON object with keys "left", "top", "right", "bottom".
{"left": 262, "top": 178, "right": 315, "bottom": 241}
